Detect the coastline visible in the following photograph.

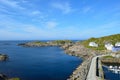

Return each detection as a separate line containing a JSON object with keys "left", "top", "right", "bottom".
{"left": 18, "top": 41, "right": 96, "bottom": 80}
{"left": 64, "top": 42, "right": 95, "bottom": 80}
{"left": 18, "top": 40, "right": 120, "bottom": 80}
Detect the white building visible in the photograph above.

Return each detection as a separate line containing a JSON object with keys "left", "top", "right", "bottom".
{"left": 89, "top": 42, "right": 98, "bottom": 47}
{"left": 112, "top": 46, "right": 120, "bottom": 52}
{"left": 105, "top": 43, "right": 113, "bottom": 50}
{"left": 111, "top": 42, "right": 120, "bottom": 52}
{"left": 112, "top": 42, "right": 120, "bottom": 52}
{"left": 115, "top": 42, "right": 120, "bottom": 46}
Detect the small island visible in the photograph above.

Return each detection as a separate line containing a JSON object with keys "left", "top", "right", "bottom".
{"left": 18, "top": 40, "right": 73, "bottom": 47}
{"left": 0, "top": 54, "right": 8, "bottom": 61}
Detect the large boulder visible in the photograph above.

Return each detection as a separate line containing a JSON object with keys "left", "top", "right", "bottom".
{"left": 0, "top": 74, "right": 20, "bottom": 80}
{"left": 0, "top": 74, "right": 8, "bottom": 80}
{"left": 0, "top": 54, "right": 8, "bottom": 61}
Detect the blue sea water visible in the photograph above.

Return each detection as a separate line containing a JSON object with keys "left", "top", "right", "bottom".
{"left": 103, "top": 64, "right": 120, "bottom": 80}
{"left": 0, "top": 41, "right": 82, "bottom": 80}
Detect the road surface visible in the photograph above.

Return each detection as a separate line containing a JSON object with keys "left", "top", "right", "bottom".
{"left": 86, "top": 56, "right": 97, "bottom": 80}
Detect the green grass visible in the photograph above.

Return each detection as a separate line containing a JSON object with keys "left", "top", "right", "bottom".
{"left": 82, "top": 34, "right": 120, "bottom": 50}
{"left": 52, "top": 40, "right": 72, "bottom": 44}
{"left": 102, "top": 55, "right": 114, "bottom": 59}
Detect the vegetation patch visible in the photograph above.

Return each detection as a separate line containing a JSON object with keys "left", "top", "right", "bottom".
{"left": 102, "top": 55, "right": 114, "bottom": 59}
{"left": 82, "top": 34, "right": 120, "bottom": 50}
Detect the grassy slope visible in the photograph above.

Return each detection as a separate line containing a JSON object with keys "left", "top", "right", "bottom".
{"left": 82, "top": 34, "right": 120, "bottom": 50}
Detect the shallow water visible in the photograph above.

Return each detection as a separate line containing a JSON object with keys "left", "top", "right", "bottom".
{"left": 0, "top": 41, "right": 82, "bottom": 80}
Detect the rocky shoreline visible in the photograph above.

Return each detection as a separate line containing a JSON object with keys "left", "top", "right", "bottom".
{"left": 101, "top": 57, "right": 120, "bottom": 64}
{"left": 67, "top": 58, "right": 93, "bottom": 80}
{"left": 64, "top": 42, "right": 95, "bottom": 80}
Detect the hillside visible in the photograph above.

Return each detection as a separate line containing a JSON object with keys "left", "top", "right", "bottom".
{"left": 82, "top": 34, "right": 120, "bottom": 50}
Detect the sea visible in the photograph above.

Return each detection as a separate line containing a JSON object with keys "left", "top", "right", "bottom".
{"left": 103, "top": 63, "right": 120, "bottom": 80}
{"left": 0, "top": 41, "right": 82, "bottom": 80}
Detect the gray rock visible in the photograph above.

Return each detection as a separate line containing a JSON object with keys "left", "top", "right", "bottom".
{"left": 0, "top": 54, "right": 8, "bottom": 61}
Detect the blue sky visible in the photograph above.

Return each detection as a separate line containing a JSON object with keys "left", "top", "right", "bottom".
{"left": 0, "top": 0, "right": 120, "bottom": 40}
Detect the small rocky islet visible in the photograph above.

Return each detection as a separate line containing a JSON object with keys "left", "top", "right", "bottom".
{"left": 0, "top": 54, "right": 20, "bottom": 80}
{"left": 0, "top": 54, "right": 8, "bottom": 61}
{"left": 18, "top": 40, "right": 73, "bottom": 47}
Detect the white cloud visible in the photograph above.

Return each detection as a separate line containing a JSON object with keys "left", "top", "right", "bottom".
{"left": 45, "top": 21, "right": 58, "bottom": 28}
{"left": 31, "top": 10, "right": 41, "bottom": 15}
{"left": 82, "top": 6, "right": 92, "bottom": 13}
{"left": 0, "top": 0, "right": 49, "bottom": 25}
{"left": 0, "top": 14, "right": 58, "bottom": 40}
{"left": 21, "top": 0, "right": 28, "bottom": 3}
{"left": 79, "top": 22, "right": 120, "bottom": 38}
{"left": 22, "top": 25, "right": 44, "bottom": 33}
{"left": 0, "top": 29, "right": 26, "bottom": 40}
{"left": 0, "top": 0, "right": 25, "bottom": 10}
{"left": 51, "top": 2, "right": 72, "bottom": 14}
{"left": 0, "top": 23, "right": 45, "bottom": 40}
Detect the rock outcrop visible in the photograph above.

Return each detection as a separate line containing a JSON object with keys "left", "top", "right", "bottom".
{"left": 64, "top": 42, "right": 96, "bottom": 59}
{"left": 0, "top": 74, "right": 20, "bottom": 80}
{"left": 0, "top": 74, "right": 8, "bottom": 80}
{"left": 0, "top": 54, "right": 8, "bottom": 61}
